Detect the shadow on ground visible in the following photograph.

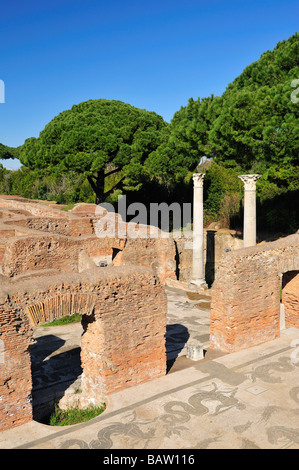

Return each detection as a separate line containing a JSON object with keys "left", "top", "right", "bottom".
{"left": 30, "top": 334, "right": 82, "bottom": 422}
{"left": 165, "top": 323, "right": 190, "bottom": 373}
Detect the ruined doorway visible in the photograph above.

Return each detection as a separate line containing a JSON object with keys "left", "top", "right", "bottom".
{"left": 26, "top": 292, "right": 96, "bottom": 423}
{"left": 29, "top": 320, "right": 83, "bottom": 422}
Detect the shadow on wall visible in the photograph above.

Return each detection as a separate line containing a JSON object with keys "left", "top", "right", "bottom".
{"left": 165, "top": 323, "right": 189, "bottom": 373}
{"left": 205, "top": 230, "right": 216, "bottom": 287}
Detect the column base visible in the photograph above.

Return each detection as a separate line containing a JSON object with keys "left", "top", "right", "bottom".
{"left": 189, "top": 279, "right": 208, "bottom": 290}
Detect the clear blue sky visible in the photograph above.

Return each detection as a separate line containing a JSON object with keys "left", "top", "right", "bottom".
{"left": 0, "top": 0, "right": 298, "bottom": 169}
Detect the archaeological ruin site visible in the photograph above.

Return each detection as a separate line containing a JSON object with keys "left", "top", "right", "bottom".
{"left": 0, "top": 180, "right": 298, "bottom": 433}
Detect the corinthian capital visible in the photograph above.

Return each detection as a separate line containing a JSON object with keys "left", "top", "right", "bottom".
{"left": 238, "top": 174, "right": 261, "bottom": 190}
{"left": 192, "top": 173, "right": 205, "bottom": 188}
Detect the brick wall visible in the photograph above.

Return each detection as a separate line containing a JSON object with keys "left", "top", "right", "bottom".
{"left": 0, "top": 234, "right": 127, "bottom": 277}
{"left": 113, "top": 237, "right": 176, "bottom": 284}
{"left": 5, "top": 216, "right": 94, "bottom": 237}
{"left": 0, "top": 266, "right": 167, "bottom": 431}
{"left": 0, "top": 302, "right": 33, "bottom": 431}
{"left": 0, "top": 197, "right": 67, "bottom": 218}
{"left": 210, "top": 233, "right": 299, "bottom": 353}
{"left": 80, "top": 269, "right": 167, "bottom": 401}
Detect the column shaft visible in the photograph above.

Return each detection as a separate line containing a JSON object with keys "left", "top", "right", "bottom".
{"left": 238, "top": 175, "right": 261, "bottom": 248}
{"left": 191, "top": 173, "right": 207, "bottom": 287}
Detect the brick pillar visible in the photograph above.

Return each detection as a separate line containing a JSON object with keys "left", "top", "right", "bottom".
{"left": 210, "top": 252, "right": 280, "bottom": 353}
{"left": 80, "top": 271, "right": 167, "bottom": 404}
{"left": 0, "top": 302, "right": 33, "bottom": 431}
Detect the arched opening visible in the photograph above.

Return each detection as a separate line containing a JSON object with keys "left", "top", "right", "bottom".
{"left": 27, "top": 293, "right": 96, "bottom": 423}
{"left": 1, "top": 267, "right": 167, "bottom": 431}
{"left": 281, "top": 271, "right": 299, "bottom": 330}
{"left": 30, "top": 320, "right": 83, "bottom": 422}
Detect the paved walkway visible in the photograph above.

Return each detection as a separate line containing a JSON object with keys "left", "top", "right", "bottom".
{"left": 0, "top": 287, "right": 299, "bottom": 449}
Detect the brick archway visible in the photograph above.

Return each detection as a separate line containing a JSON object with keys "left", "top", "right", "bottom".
{"left": 0, "top": 267, "right": 167, "bottom": 431}
{"left": 26, "top": 293, "right": 96, "bottom": 327}
{"left": 210, "top": 233, "right": 299, "bottom": 353}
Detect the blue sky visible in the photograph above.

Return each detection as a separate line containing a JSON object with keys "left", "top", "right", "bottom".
{"left": 0, "top": 0, "right": 298, "bottom": 169}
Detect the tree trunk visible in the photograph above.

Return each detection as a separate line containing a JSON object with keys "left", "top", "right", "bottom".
{"left": 87, "top": 171, "right": 105, "bottom": 205}
{"left": 95, "top": 171, "right": 105, "bottom": 204}
{"left": 87, "top": 169, "right": 124, "bottom": 204}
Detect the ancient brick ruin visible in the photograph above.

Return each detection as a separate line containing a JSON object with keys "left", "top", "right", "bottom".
{"left": 210, "top": 233, "right": 299, "bottom": 352}
{"left": 0, "top": 196, "right": 169, "bottom": 431}
{"left": 0, "top": 195, "right": 298, "bottom": 432}
{"left": 0, "top": 266, "right": 166, "bottom": 431}
{"left": 0, "top": 196, "right": 177, "bottom": 282}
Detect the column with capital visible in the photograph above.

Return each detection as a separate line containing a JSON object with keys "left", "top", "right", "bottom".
{"left": 190, "top": 173, "right": 207, "bottom": 288}
{"left": 238, "top": 174, "right": 261, "bottom": 247}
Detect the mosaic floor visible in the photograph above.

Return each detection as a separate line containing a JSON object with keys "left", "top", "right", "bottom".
{"left": 1, "top": 286, "right": 298, "bottom": 449}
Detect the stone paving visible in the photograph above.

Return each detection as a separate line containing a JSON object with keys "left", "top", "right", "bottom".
{"left": 0, "top": 287, "right": 299, "bottom": 449}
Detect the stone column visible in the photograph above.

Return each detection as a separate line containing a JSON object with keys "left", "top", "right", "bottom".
{"left": 190, "top": 173, "right": 207, "bottom": 288}
{"left": 238, "top": 174, "right": 261, "bottom": 248}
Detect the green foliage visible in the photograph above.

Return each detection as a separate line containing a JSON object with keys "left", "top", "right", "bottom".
{"left": 203, "top": 162, "right": 243, "bottom": 226}
{"left": 256, "top": 166, "right": 299, "bottom": 233}
{"left": 48, "top": 403, "right": 105, "bottom": 426}
{"left": 158, "top": 33, "right": 299, "bottom": 232}
{"left": 165, "top": 33, "right": 298, "bottom": 173}
{"left": 145, "top": 95, "right": 220, "bottom": 184}
{"left": 41, "top": 314, "right": 82, "bottom": 327}
{"left": 18, "top": 99, "right": 168, "bottom": 203}
{"left": 208, "top": 34, "right": 299, "bottom": 170}
{"left": 0, "top": 166, "right": 95, "bottom": 203}
{"left": 1, "top": 35, "right": 298, "bottom": 234}
{"left": 0, "top": 143, "right": 20, "bottom": 159}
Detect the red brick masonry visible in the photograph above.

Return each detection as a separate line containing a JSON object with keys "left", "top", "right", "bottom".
{"left": 210, "top": 233, "right": 299, "bottom": 353}
{"left": 0, "top": 267, "right": 167, "bottom": 431}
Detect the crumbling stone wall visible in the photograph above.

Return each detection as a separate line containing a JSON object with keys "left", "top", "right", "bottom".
{"left": 80, "top": 268, "right": 167, "bottom": 403}
{"left": 0, "top": 196, "right": 68, "bottom": 218}
{"left": 0, "top": 234, "right": 126, "bottom": 277}
{"left": 0, "top": 197, "right": 177, "bottom": 283}
{"left": 0, "top": 266, "right": 167, "bottom": 431}
{"left": 210, "top": 233, "right": 299, "bottom": 353}
{"left": 112, "top": 237, "right": 177, "bottom": 285}
{"left": 4, "top": 216, "right": 94, "bottom": 237}
{"left": 173, "top": 228, "right": 243, "bottom": 284}
{"left": 0, "top": 196, "right": 248, "bottom": 286}
{"left": 0, "top": 299, "right": 33, "bottom": 430}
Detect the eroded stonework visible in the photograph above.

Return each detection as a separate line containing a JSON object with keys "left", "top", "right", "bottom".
{"left": 0, "top": 196, "right": 168, "bottom": 431}
{"left": 210, "top": 233, "right": 299, "bottom": 352}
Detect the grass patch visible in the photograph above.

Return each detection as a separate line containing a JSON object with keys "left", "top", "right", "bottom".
{"left": 49, "top": 403, "right": 106, "bottom": 426}
{"left": 60, "top": 203, "right": 76, "bottom": 211}
{"left": 41, "top": 313, "right": 82, "bottom": 327}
